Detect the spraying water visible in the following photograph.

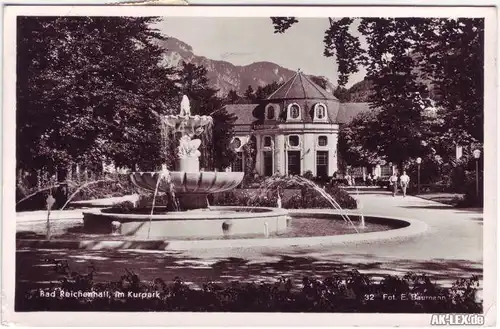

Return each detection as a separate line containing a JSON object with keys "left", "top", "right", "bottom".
{"left": 60, "top": 178, "right": 117, "bottom": 211}
{"left": 16, "top": 181, "right": 78, "bottom": 206}
{"left": 356, "top": 186, "right": 366, "bottom": 229}
{"left": 147, "top": 171, "right": 165, "bottom": 239}
{"left": 294, "top": 176, "right": 359, "bottom": 233}
{"left": 245, "top": 175, "right": 359, "bottom": 233}
{"left": 146, "top": 168, "right": 179, "bottom": 239}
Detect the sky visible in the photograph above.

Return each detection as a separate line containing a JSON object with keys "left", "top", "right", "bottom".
{"left": 154, "top": 17, "right": 367, "bottom": 88}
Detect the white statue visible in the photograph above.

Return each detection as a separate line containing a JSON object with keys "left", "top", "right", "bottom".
{"left": 180, "top": 95, "right": 191, "bottom": 116}
{"left": 177, "top": 135, "right": 202, "bottom": 158}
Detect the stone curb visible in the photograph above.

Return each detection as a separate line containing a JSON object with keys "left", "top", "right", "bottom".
{"left": 16, "top": 211, "right": 429, "bottom": 251}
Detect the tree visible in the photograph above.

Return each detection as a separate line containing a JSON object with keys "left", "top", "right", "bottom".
{"left": 254, "top": 81, "right": 283, "bottom": 100}
{"left": 309, "top": 76, "right": 328, "bottom": 90}
{"left": 242, "top": 135, "right": 257, "bottom": 186}
{"left": 226, "top": 89, "right": 241, "bottom": 104}
{"left": 17, "top": 16, "right": 178, "bottom": 177}
{"left": 344, "top": 79, "right": 374, "bottom": 102}
{"left": 416, "top": 18, "right": 484, "bottom": 145}
{"left": 176, "top": 62, "right": 237, "bottom": 170}
{"left": 243, "top": 85, "right": 255, "bottom": 102}
{"left": 271, "top": 17, "right": 484, "bottom": 167}
{"left": 338, "top": 111, "right": 384, "bottom": 167}
{"left": 333, "top": 86, "right": 350, "bottom": 102}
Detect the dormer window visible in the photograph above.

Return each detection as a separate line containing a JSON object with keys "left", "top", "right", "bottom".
{"left": 287, "top": 103, "right": 301, "bottom": 120}
{"left": 263, "top": 136, "right": 273, "bottom": 147}
{"left": 314, "top": 103, "right": 328, "bottom": 121}
{"left": 265, "top": 104, "right": 277, "bottom": 120}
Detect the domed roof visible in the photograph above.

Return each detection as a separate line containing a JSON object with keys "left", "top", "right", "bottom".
{"left": 267, "top": 70, "right": 338, "bottom": 101}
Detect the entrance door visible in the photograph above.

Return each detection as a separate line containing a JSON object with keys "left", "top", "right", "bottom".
{"left": 316, "top": 151, "right": 329, "bottom": 178}
{"left": 287, "top": 151, "right": 301, "bottom": 175}
{"left": 263, "top": 151, "right": 273, "bottom": 176}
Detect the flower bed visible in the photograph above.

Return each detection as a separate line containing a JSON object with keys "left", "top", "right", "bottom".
{"left": 213, "top": 185, "right": 357, "bottom": 209}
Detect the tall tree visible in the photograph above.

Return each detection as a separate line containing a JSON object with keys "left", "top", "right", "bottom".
{"left": 416, "top": 18, "right": 484, "bottom": 145}
{"left": 338, "top": 111, "right": 384, "bottom": 166}
{"left": 309, "top": 76, "right": 328, "bottom": 90}
{"left": 226, "top": 89, "right": 241, "bottom": 104}
{"left": 17, "top": 16, "right": 178, "bottom": 176}
{"left": 271, "top": 17, "right": 484, "bottom": 166}
{"left": 254, "top": 81, "right": 283, "bottom": 100}
{"left": 333, "top": 86, "right": 350, "bottom": 102}
{"left": 243, "top": 85, "right": 255, "bottom": 102}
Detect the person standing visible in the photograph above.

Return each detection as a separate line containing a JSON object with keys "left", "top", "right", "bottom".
{"left": 400, "top": 171, "right": 410, "bottom": 197}
{"left": 389, "top": 172, "right": 398, "bottom": 197}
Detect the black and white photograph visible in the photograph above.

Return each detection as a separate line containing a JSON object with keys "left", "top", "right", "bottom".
{"left": 2, "top": 4, "right": 497, "bottom": 326}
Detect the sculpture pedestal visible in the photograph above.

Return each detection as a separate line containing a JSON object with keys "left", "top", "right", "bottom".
{"left": 177, "top": 193, "right": 209, "bottom": 210}
{"left": 176, "top": 157, "right": 206, "bottom": 209}
{"left": 177, "top": 157, "right": 200, "bottom": 172}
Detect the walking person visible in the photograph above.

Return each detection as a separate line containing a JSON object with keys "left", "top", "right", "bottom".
{"left": 400, "top": 171, "right": 410, "bottom": 197}
{"left": 389, "top": 172, "right": 398, "bottom": 197}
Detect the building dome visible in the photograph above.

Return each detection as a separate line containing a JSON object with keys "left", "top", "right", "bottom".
{"left": 267, "top": 70, "right": 338, "bottom": 101}
{"left": 261, "top": 70, "right": 340, "bottom": 124}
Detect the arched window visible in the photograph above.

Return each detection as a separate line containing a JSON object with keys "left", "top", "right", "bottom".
{"left": 314, "top": 103, "right": 328, "bottom": 121}
{"left": 289, "top": 135, "right": 300, "bottom": 147}
{"left": 263, "top": 136, "right": 273, "bottom": 147}
{"left": 318, "top": 136, "right": 328, "bottom": 146}
{"left": 287, "top": 103, "right": 301, "bottom": 120}
{"left": 266, "top": 104, "right": 276, "bottom": 120}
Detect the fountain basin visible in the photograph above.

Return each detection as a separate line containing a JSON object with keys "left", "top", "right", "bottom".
{"left": 130, "top": 171, "right": 244, "bottom": 194}
{"left": 130, "top": 171, "right": 244, "bottom": 209}
{"left": 83, "top": 206, "right": 289, "bottom": 239}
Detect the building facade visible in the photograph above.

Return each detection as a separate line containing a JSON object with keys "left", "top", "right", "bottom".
{"left": 225, "top": 70, "right": 376, "bottom": 178}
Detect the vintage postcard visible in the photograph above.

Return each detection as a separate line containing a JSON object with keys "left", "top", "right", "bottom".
{"left": 2, "top": 3, "right": 497, "bottom": 327}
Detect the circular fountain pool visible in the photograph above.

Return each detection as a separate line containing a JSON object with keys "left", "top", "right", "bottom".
{"left": 17, "top": 211, "right": 407, "bottom": 242}
{"left": 82, "top": 206, "right": 290, "bottom": 239}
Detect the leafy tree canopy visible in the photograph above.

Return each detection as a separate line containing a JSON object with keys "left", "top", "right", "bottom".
{"left": 17, "top": 16, "right": 179, "bottom": 173}
{"left": 272, "top": 17, "right": 484, "bottom": 166}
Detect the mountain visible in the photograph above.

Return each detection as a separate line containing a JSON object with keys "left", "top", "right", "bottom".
{"left": 158, "top": 37, "right": 337, "bottom": 97}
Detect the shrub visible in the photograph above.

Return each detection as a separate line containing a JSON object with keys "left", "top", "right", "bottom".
{"left": 106, "top": 201, "right": 136, "bottom": 213}
{"left": 284, "top": 185, "right": 357, "bottom": 209}
{"left": 214, "top": 185, "right": 357, "bottom": 210}
{"left": 302, "top": 170, "right": 314, "bottom": 180}
{"left": 214, "top": 190, "right": 277, "bottom": 207}
{"left": 15, "top": 260, "right": 481, "bottom": 313}
{"left": 448, "top": 158, "right": 483, "bottom": 208}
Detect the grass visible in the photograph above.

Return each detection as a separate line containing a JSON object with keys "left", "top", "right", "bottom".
{"left": 413, "top": 193, "right": 464, "bottom": 207}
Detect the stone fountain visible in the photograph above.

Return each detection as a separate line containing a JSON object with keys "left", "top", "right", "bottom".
{"left": 129, "top": 95, "right": 244, "bottom": 210}
{"left": 82, "top": 96, "right": 289, "bottom": 239}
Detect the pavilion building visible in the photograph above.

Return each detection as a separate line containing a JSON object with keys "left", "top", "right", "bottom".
{"left": 224, "top": 70, "right": 393, "bottom": 179}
